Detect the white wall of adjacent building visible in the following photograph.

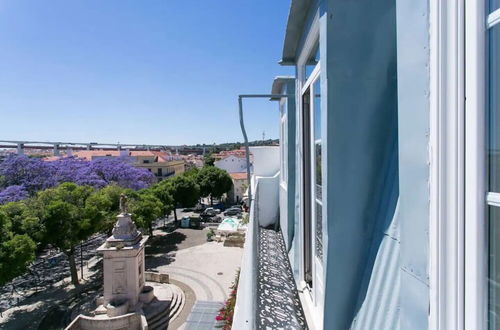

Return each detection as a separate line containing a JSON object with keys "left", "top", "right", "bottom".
{"left": 214, "top": 155, "right": 248, "bottom": 173}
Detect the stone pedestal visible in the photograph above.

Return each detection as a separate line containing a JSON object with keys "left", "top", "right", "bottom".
{"left": 97, "top": 213, "right": 149, "bottom": 309}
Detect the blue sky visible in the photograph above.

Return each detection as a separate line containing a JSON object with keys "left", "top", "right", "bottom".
{"left": 0, "top": 1, "right": 293, "bottom": 145}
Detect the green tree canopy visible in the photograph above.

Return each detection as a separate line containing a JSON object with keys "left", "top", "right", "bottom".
{"left": 36, "top": 182, "right": 102, "bottom": 286}
{"left": 0, "top": 209, "right": 36, "bottom": 285}
{"left": 150, "top": 180, "right": 174, "bottom": 217}
{"left": 197, "top": 166, "right": 233, "bottom": 204}
{"left": 167, "top": 175, "right": 200, "bottom": 221}
{"left": 183, "top": 167, "right": 200, "bottom": 179}
{"left": 86, "top": 184, "right": 129, "bottom": 233}
{"left": 203, "top": 153, "right": 215, "bottom": 166}
{"left": 0, "top": 201, "right": 43, "bottom": 243}
{"left": 0, "top": 234, "right": 36, "bottom": 285}
{"left": 129, "top": 190, "right": 163, "bottom": 236}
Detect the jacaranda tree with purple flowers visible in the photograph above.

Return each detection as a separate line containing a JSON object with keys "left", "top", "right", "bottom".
{"left": 0, "top": 185, "right": 28, "bottom": 204}
{"left": 89, "top": 157, "right": 155, "bottom": 190}
{"left": 0, "top": 155, "right": 57, "bottom": 193}
{"left": 0, "top": 155, "right": 156, "bottom": 204}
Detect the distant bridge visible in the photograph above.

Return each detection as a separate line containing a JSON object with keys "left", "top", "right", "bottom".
{"left": 0, "top": 140, "right": 209, "bottom": 156}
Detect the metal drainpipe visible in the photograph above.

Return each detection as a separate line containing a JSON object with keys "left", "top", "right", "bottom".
{"left": 238, "top": 94, "right": 290, "bottom": 328}
{"left": 238, "top": 94, "right": 290, "bottom": 208}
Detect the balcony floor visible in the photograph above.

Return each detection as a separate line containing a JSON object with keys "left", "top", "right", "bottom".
{"left": 257, "top": 228, "right": 308, "bottom": 329}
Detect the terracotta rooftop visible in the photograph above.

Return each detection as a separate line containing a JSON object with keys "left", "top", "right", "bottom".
{"left": 230, "top": 172, "right": 248, "bottom": 180}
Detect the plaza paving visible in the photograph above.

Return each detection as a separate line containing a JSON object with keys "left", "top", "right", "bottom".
{"left": 0, "top": 223, "right": 242, "bottom": 329}
{"left": 145, "top": 226, "right": 243, "bottom": 328}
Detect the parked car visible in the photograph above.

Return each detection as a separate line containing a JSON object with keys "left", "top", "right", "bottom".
{"left": 193, "top": 203, "right": 206, "bottom": 213}
{"left": 189, "top": 217, "right": 201, "bottom": 229}
{"left": 212, "top": 203, "right": 226, "bottom": 211}
{"left": 224, "top": 207, "right": 242, "bottom": 216}
{"left": 201, "top": 207, "right": 217, "bottom": 217}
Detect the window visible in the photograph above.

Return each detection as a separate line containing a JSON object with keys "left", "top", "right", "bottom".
{"left": 312, "top": 78, "right": 323, "bottom": 261}
{"left": 304, "top": 43, "right": 320, "bottom": 82}
{"left": 280, "top": 100, "right": 288, "bottom": 184}
{"left": 489, "top": 5, "right": 500, "bottom": 326}
{"left": 487, "top": 3, "right": 500, "bottom": 328}
{"left": 143, "top": 160, "right": 150, "bottom": 164}
{"left": 158, "top": 168, "right": 163, "bottom": 176}
{"left": 300, "top": 44, "right": 323, "bottom": 288}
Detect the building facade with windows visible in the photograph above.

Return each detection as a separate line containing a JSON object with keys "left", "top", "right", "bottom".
{"left": 228, "top": 172, "right": 249, "bottom": 204}
{"left": 233, "top": 0, "right": 499, "bottom": 329}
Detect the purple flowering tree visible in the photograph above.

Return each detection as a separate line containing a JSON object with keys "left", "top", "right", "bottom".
{"left": 0, "top": 185, "right": 28, "bottom": 204}
{"left": 0, "top": 155, "right": 155, "bottom": 203}
{"left": 0, "top": 155, "right": 56, "bottom": 193}
{"left": 90, "top": 157, "right": 155, "bottom": 190}
{"left": 51, "top": 157, "right": 107, "bottom": 188}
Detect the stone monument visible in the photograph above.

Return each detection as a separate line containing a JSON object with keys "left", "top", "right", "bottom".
{"left": 97, "top": 194, "right": 149, "bottom": 312}
{"left": 66, "top": 194, "right": 185, "bottom": 330}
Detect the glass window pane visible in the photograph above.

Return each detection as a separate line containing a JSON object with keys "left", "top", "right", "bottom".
{"left": 489, "top": 25, "right": 500, "bottom": 192}
{"left": 315, "top": 202, "right": 323, "bottom": 261}
{"left": 305, "top": 43, "right": 320, "bottom": 81}
{"left": 491, "top": 0, "right": 500, "bottom": 13}
{"left": 313, "top": 77, "right": 323, "bottom": 262}
{"left": 313, "top": 78, "right": 322, "bottom": 197}
{"left": 489, "top": 206, "right": 500, "bottom": 329}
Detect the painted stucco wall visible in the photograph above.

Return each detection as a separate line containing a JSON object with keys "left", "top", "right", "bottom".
{"left": 278, "top": 80, "right": 297, "bottom": 250}
{"left": 214, "top": 155, "right": 248, "bottom": 173}
{"left": 395, "top": 0, "right": 430, "bottom": 328}
{"left": 318, "top": 0, "right": 399, "bottom": 329}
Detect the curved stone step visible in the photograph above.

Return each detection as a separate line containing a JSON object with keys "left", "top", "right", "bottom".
{"left": 148, "top": 284, "right": 185, "bottom": 330}
{"left": 143, "top": 284, "right": 177, "bottom": 324}
{"left": 168, "top": 284, "right": 185, "bottom": 321}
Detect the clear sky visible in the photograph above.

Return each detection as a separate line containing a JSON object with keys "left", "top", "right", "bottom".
{"left": 0, "top": 1, "right": 293, "bottom": 145}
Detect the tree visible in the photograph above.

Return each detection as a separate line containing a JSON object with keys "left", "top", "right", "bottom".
{"left": 0, "top": 201, "right": 43, "bottom": 243}
{"left": 0, "top": 210, "right": 36, "bottom": 285}
{"left": 0, "top": 185, "right": 28, "bottom": 205}
{"left": 0, "top": 155, "right": 156, "bottom": 203}
{"left": 197, "top": 166, "right": 233, "bottom": 205}
{"left": 0, "top": 155, "right": 57, "bottom": 193}
{"left": 36, "top": 183, "right": 102, "bottom": 286}
{"left": 150, "top": 180, "right": 174, "bottom": 218}
{"left": 183, "top": 167, "right": 200, "bottom": 179}
{"left": 167, "top": 175, "right": 200, "bottom": 221}
{"left": 0, "top": 234, "right": 36, "bottom": 285}
{"left": 88, "top": 158, "right": 155, "bottom": 190}
{"left": 85, "top": 184, "right": 129, "bottom": 233}
{"left": 129, "top": 191, "right": 163, "bottom": 236}
{"left": 203, "top": 153, "right": 215, "bottom": 167}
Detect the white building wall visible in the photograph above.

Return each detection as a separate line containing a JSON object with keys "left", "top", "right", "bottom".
{"left": 214, "top": 155, "right": 248, "bottom": 173}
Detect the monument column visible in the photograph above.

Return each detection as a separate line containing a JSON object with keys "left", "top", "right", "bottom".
{"left": 97, "top": 195, "right": 149, "bottom": 310}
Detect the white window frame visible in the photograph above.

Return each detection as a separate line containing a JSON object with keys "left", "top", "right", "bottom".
{"left": 429, "top": 1, "right": 467, "bottom": 329}
{"left": 280, "top": 99, "right": 288, "bottom": 186}
{"left": 464, "top": 0, "right": 486, "bottom": 329}
{"left": 295, "top": 10, "right": 323, "bottom": 329}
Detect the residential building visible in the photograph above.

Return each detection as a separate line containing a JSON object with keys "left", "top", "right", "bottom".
{"left": 228, "top": 172, "right": 248, "bottom": 204}
{"left": 234, "top": 1, "right": 494, "bottom": 329}
{"left": 214, "top": 154, "right": 248, "bottom": 174}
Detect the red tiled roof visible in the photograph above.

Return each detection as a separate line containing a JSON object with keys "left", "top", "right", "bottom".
{"left": 130, "top": 151, "right": 156, "bottom": 157}
{"left": 72, "top": 150, "right": 122, "bottom": 160}
{"left": 230, "top": 172, "right": 248, "bottom": 180}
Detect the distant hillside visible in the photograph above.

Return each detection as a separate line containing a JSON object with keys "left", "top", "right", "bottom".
{"left": 189, "top": 139, "right": 279, "bottom": 151}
